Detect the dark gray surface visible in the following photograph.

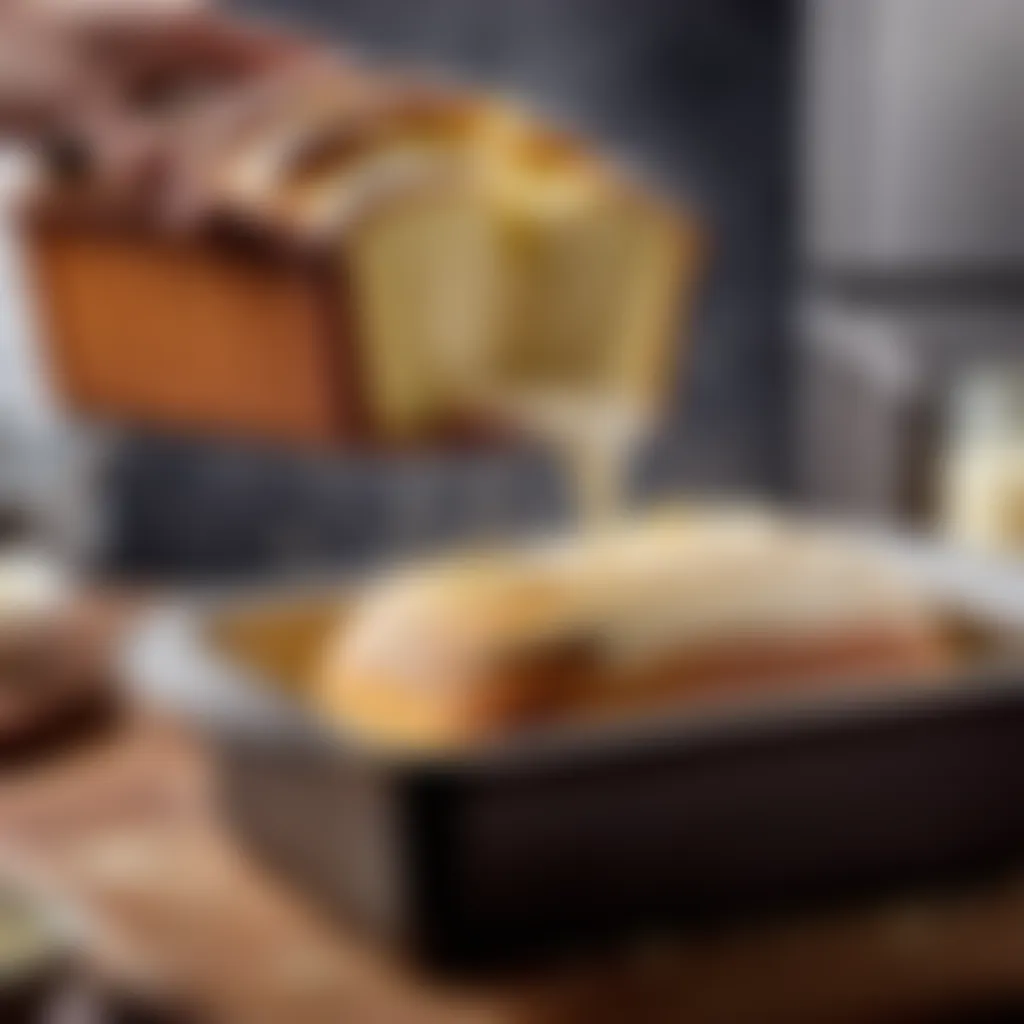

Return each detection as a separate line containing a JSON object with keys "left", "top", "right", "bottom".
{"left": 106, "top": 0, "right": 795, "bottom": 579}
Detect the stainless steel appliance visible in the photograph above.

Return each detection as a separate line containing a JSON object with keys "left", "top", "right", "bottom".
{"left": 799, "top": 0, "right": 1024, "bottom": 540}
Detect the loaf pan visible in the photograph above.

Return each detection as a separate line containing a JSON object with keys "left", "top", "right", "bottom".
{"left": 126, "top": 532, "right": 1024, "bottom": 971}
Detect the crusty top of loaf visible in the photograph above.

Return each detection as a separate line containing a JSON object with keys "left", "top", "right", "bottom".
{"left": 316, "top": 510, "right": 936, "bottom": 702}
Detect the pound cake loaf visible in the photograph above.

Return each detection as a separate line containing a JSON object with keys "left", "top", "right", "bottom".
{"left": 210, "top": 86, "right": 697, "bottom": 440}
{"left": 311, "top": 511, "right": 950, "bottom": 749}
{"left": 7, "top": 5, "right": 702, "bottom": 446}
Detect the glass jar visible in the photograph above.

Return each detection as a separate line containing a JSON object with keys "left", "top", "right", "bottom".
{"left": 941, "top": 366, "right": 1024, "bottom": 555}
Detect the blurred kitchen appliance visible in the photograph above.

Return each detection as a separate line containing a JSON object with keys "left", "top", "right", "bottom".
{"left": 799, "top": 0, "right": 1024, "bottom": 542}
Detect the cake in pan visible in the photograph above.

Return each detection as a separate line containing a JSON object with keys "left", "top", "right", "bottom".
{"left": 312, "top": 511, "right": 950, "bottom": 749}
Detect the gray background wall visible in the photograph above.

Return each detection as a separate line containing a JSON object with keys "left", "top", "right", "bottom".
{"left": 105, "top": 0, "right": 796, "bottom": 577}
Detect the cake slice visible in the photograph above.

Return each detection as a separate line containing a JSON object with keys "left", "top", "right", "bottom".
{"left": 485, "top": 124, "right": 698, "bottom": 413}
{"left": 344, "top": 180, "right": 505, "bottom": 439}
{"left": 177, "top": 81, "right": 702, "bottom": 444}
{"left": 334, "top": 105, "right": 700, "bottom": 443}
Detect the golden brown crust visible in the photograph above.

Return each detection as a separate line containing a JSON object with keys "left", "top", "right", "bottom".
{"left": 320, "top": 625, "right": 948, "bottom": 750}
{"left": 312, "top": 517, "right": 952, "bottom": 750}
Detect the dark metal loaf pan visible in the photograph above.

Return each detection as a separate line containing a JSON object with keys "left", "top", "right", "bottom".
{"left": 126, "top": 533, "right": 1024, "bottom": 971}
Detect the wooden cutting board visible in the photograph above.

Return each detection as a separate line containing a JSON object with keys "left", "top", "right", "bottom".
{"left": 3, "top": 681, "right": 1024, "bottom": 1021}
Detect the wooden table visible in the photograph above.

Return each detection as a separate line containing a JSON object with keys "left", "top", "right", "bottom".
{"left": 3, "top": 611, "right": 1024, "bottom": 1022}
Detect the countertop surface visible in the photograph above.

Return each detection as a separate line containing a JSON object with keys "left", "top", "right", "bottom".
{"left": 1, "top": 597, "right": 1024, "bottom": 1023}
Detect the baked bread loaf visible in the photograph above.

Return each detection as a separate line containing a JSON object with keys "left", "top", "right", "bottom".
{"left": 7, "top": 8, "right": 702, "bottom": 446}
{"left": 186, "top": 77, "right": 698, "bottom": 440}
{"left": 311, "top": 511, "right": 950, "bottom": 749}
